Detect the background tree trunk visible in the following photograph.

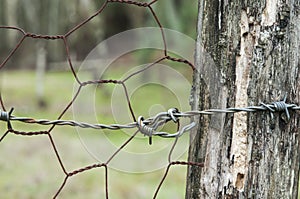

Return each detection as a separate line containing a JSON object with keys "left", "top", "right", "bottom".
{"left": 0, "top": 0, "right": 8, "bottom": 61}
{"left": 186, "top": 0, "right": 300, "bottom": 198}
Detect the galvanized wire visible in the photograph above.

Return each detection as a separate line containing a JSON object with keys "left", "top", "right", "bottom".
{"left": 1, "top": 101, "right": 299, "bottom": 139}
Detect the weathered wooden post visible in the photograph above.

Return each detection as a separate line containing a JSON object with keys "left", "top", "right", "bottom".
{"left": 186, "top": 1, "right": 300, "bottom": 198}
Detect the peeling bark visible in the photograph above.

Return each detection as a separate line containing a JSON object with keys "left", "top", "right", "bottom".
{"left": 186, "top": 0, "right": 300, "bottom": 198}
{"left": 231, "top": 9, "right": 253, "bottom": 190}
{"left": 261, "top": 0, "right": 278, "bottom": 26}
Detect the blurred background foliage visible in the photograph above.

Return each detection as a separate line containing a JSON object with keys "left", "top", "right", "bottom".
{"left": 0, "top": 0, "right": 197, "bottom": 69}
{"left": 0, "top": 1, "right": 198, "bottom": 198}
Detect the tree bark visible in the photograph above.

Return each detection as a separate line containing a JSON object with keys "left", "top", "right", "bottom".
{"left": 186, "top": 0, "right": 300, "bottom": 198}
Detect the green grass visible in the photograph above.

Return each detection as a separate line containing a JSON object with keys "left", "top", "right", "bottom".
{"left": 0, "top": 68, "right": 192, "bottom": 199}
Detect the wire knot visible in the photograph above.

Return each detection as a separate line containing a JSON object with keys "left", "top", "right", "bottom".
{"left": 272, "top": 101, "right": 287, "bottom": 112}
{"left": 0, "top": 110, "right": 9, "bottom": 122}
{"left": 168, "top": 108, "right": 179, "bottom": 123}
{"left": 272, "top": 99, "right": 290, "bottom": 121}
{"left": 0, "top": 108, "right": 14, "bottom": 129}
{"left": 138, "top": 116, "right": 155, "bottom": 145}
{"left": 261, "top": 94, "right": 291, "bottom": 121}
{"left": 137, "top": 108, "right": 196, "bottom": 144}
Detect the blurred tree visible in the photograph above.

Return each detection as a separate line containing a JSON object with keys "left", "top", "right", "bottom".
{"left": 16, "top": 0, "right": 51, "bottom": 107}
{"left": 102, "top": 3, "right": 131, "bottom": 39}
{"left": 0, "top": 0, "right": 8, "bottom": 61}
{"left": 153, "top": 0, "right": 198, "bottom": 37}
{"left": 16, "top": 0, "right": 71, "bottom": 63}
{"left": 95, "top": 2, "right": 147, "bottom": 55}
{"left": 69, "top": 0, "right": 103, "bottom": 60}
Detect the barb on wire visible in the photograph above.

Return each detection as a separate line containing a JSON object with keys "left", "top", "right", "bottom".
{"left": 260, "top": 94, "right": 292, "bottom": 120}
{"left": 0, "top": 107, "right": 13, "bottom": 129}
{"left": 0, "top": 99, "right": 299, "bottom": 139}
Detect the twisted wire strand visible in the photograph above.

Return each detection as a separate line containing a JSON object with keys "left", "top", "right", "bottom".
{"left": 0, "top": 101, "right": 298, "bottom": 138}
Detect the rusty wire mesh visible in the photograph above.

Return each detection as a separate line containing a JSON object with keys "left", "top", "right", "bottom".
{"left": 0, "top": 0, "right": 203, "bottom": 198}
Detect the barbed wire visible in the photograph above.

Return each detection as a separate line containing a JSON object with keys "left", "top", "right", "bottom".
{"left": 1, "top": 100, "right": 299, "bottom": 138}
